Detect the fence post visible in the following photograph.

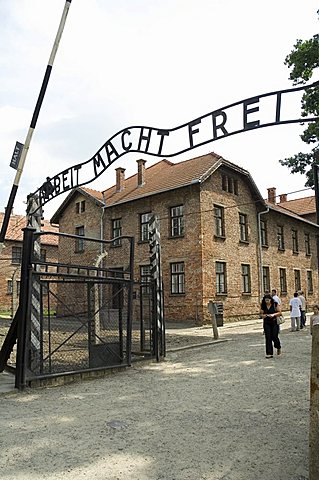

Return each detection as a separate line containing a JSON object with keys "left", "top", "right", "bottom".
{"left": 15, "top": 227, "right": 35, "bottom": 390}
{"left": 309, "top": 324, "right": 319, "bottom": 479}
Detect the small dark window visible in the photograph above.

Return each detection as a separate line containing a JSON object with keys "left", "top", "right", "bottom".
{"left": 112, "top": 219, "right": 122, "bottom": 246}
{"left": 75, "top": 226, "right": 85, "bottom": 252}
{"left": 305, "top": 233, "right": 311, "bottom": 255}
{"left": 279, "top": 268, "right": 287, "bottom": 294}
{"left": 277, "top": 225, "right": 285, "bottom": 250}
{"left": 292, "top": 229, "right": 299, "bottom": 254}
{"left": 260, "top": 219, "right": 268, "bottom": 246}
{"left": 214, "top": 205, "right": 225, "bottom": 237}
{"left": 12, "top": 246, "right": 22, "bottom": 264}
{"left": 216, "top": 261, "right": 227, "bottom": 294}
{"left": 76, "top": 200, "right": 86, "bottom": 213}
{"left": 241, "top": 264, "right": 251, "bottom": 293}
{"left": 239, "top": 213, "right": 248, "bottom": 242}
{"left": 170, "top": 205, "right": 184, "bottom": 237}
{"left": 170, "top": 262, "right": 185, "bottom": 294}
{"left": 140, "top": 213, "right": 152, "bottom": 242}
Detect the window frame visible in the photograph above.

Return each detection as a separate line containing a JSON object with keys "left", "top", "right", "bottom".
{"left": 260, "top": 219, "right": 268, "bottom": 247}
{"left": 75, "top": 225, "right": 85, "bottom": 253}
{"left": 139, "top": 212, "right": 152, "bottom": 242}
{"left": 239, "top": 213, "right": 248, "bottom": 242}
{"left": 214, "top": 205, "right": 225, "bottom": 238}
{"left": 170, "top": 262, "right": 185, "bottom": 294}
{"left": 292, "top": 229, "right": 299, "bottom": 254}
{"left": 294, "top": 269, "right": 301, "bottom": 292}
{"left": 241, "top": 264, "right": 251, "bottom": 294}
{"left": 140, "top": 264, "right": 152, "bottom": 295}
{"left": 111, "top": 218, "right": 122, "bottom": 247}
{"left": 277, "top": 225, "right": 285, "bottom": 251}
{"left": 170, "top": 205, "right": 184, "bottom": 238}
{"left": 12, "top": 246, "right": 22, "bottom": 264}
{"left": 76, "top": 200, "right": 86, "bottom": 214}
{"left": 279, "top": 268, "right": 287, "bottom": 295}
{"left": 262, "top": 266, "right": 270, "bottom": 294}
{"left": 305, "top": 233, "right": 311, "bottom": 256}
{"left": 307, "top": 270, "right": 313, "bottom": 294}
{"left": 216, "top": 261, "right": 227, "bottom": 295}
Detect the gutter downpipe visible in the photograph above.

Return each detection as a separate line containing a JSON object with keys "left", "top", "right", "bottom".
{"left": 257, "top": 206, "right": 269, "bottom": 302}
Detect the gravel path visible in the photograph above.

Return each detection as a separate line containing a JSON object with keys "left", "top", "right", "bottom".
{"left": 0, "top": 320, "right": 311, "bottom": 480}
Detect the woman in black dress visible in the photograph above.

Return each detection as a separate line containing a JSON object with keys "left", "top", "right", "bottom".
{"left": 260, "top": 294, "right": 282, "bottom": 358}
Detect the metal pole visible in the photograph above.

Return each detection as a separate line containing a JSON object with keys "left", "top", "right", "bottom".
{"left": 0, "top": 0, "right": 72, "bottom": 252}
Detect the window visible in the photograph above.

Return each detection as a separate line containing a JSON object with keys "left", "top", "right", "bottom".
{"left": 216, "top": 261, "right": 227, "bottom": 294}
{"left": 7, "top": 280, "right": 13, "bottom": 295}
{"left": 170, "top": 205, "right": 184, "bottom": 237}
{"left": 241, "top": 264, "right": 251, "bottom": 293}
{"left": 40, "top": 248, "right": 46, "bottom": 262}
{"left": 140, "top": 213, "right": 152, "bottom": 242}
{"left": 294, "top": 269, "right": 301, "bottom": 292}
{"left": 75, "top": 226, "right": 85, "bottom": 253}
{"left": 262, "top": 266, "right": 270, "bottom": 294}
{"left": 112, "top": 219, "right": 122, "bottom": 246}
{"left": 292, "top": 229, "right": 299, "bottom": 253}
{"left": 239, "top": 213, "right": 248, "bottom": 242}
{"left": 140, "top": 265, "right": 151, "bottom": 294}
{"left": 12, "top": 246, "right": 22, "bottom": 264}
{"left": 214, "top": 205, "right": 225, "bottom": 237}
{"left": 221, "top": 175, "right": 238, "bottom": 195}
{"left": 277, "top": 225, "right": 285, "bottom": 250}
{"left": 279, "top": 268, "right": 287, "bottom": 294}
{"left": 76, "top": 200, "right": 86, "bottom": 213}
{"left": 305, "top": 233, "right": 311, "bottom": 255}
{"left": 170, "top": 262, "right": 185, "bottom": 294}
{"left": 307, "top": 270, "right": 313, "bottom": 294}
{"left": 16, "top": 280, "right": 20, "bottom": 296}
{"left": 260, "top": 219, "right": 268, "bottom": 246}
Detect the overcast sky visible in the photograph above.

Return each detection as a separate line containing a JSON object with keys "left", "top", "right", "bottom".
{"left": 0, "top": 0, "right": 318, "bottom": 220}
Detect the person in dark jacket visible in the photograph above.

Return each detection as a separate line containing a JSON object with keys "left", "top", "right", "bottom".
{"left": 260, "top": 294, "right": 282, "bottom": 358}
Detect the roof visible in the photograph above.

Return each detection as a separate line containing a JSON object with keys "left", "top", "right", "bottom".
{"left": 0, "top": 212, "right": 58, "bottom": 245}
{"left": 102, "top": 152, "right": 263, "bottom": 207}
{"left": 277, "top": 196, "right": 316, "bottom": 216}
{"left": 51, "top": 186, "right": 105, "bottom": 224}
{"left": 266, "top": 201, "right": 319, "bottom": 228}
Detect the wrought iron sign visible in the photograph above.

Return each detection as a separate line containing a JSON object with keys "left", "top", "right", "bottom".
{"left": 36, "top": 82, "right": 319, "bottom": 206}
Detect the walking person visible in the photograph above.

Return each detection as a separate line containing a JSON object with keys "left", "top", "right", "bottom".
{"left": 310, "top": 304, "right": 319, "bottom": 335}
{"left": 290, "top": 292, "right": 302, "bottom": 331}
{"left": 271, "top": 289, "right": 281, "bottom": 306}
{"left": 298, "top": 290, "right": 307, "bottom": 329}
{"left": 260, "top": 294, "right": 282, "bottom": 358}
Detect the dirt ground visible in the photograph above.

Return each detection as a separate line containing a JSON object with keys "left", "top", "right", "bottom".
{"left": 0, "top": 318, "right": 312, "bottom": 480}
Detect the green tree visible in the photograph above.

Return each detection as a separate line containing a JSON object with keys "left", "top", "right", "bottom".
{"left": 279, "top": 12, "right": 319, "bottom": 188}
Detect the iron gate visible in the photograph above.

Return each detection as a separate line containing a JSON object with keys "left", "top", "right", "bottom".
{"left": 11, "top": 228, "right": 161, "bottom": 389}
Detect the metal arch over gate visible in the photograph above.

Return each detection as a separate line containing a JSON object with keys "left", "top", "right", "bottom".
{"left": 33, "top": 81, "right": 319, "bottom": 209}
{"left": 1, "top": 228, "right": 160, "bottom": 389}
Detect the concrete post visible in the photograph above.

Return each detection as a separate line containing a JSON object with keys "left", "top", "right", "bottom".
{"left": 309, "top": 324, "right": 319, "bottom": 479}
{"left": 207, "top": 301, "right": 219, "bottom": 340}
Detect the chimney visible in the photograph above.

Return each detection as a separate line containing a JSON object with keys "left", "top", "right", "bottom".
{"left": 279, "top": 193, "right": 287, "bottom": 203}
{"left": 115, "top": 167, "right": 125, "bottom": 192}
{"left": 267, "top": 187, "right": 276, "bottom": 204}
{"left": 137, "top": 159, "right": 146, "bottom": 187}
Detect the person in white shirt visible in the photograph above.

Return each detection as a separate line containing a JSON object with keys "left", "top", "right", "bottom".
{"left": 298, "top": 290, "right": 307, "bottom": 329}
{"left": 289, "top": 292, "right": 302, "bottom": 331}
{"left": 271, "top": 289, "right": 281, "bottom": 306}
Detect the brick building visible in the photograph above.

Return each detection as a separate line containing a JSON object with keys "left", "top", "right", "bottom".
{"left": 0, "top": 212, "right": 58, "bottom": 315}
{"left": 51, "top": 152, "right": 319, "bottom": 323}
